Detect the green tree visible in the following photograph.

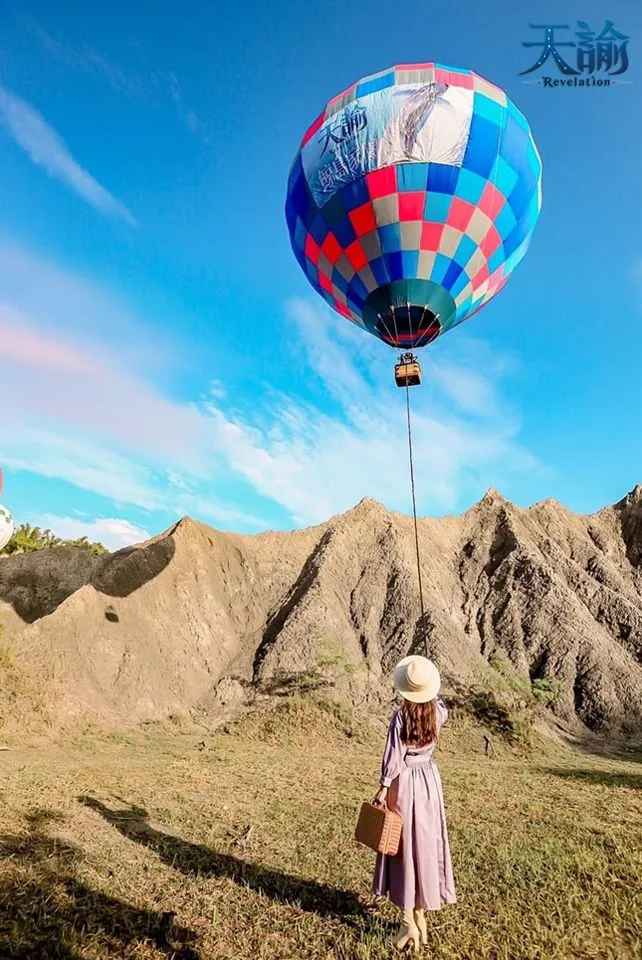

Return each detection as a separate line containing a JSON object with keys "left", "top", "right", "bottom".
{"left": 1, "top": 523, "right": 108, "bottom": 556}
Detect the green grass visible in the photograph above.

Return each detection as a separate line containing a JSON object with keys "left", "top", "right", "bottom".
{"left": 0, "top": 697, "right": 640, "bottom": 959}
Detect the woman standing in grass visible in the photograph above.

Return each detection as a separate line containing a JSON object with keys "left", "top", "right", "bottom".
{"left": 373, "top": 655, "right": 456, "bottom": 952}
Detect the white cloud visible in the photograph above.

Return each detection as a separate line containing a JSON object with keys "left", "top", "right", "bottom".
{"left": 200, "top": 374, "right": 533, "bottom": 526}
{"left": 1, "top": 431, "right": 165, "bottom": 511}
{"left": 38, "top": 514, "right": 151, "bottom": 550}
{"left": 208, "top": 379, "right": 227, "bottom": 401}
{"left": 0, "top": 86, "right": 136, "bottom": 225}
{"left": 427, "top": 359, "right": 503, "bottom": 418}
{"left": 0, "top": 245, "right": 541, "bottom": 532}
{"left": 237, "top": 297, "right": 537, "bottom": 523}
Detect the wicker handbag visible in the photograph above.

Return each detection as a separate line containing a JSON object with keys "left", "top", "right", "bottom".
{"left": 355, "top": 801, "right": 402, "bottom": 856}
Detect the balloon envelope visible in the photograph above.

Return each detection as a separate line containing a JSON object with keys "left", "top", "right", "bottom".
{"left": 286, "top": 63, "right": 542, "bottom": 349}
{"left": 0, "top": 504, "right": 13, "bottom": 551}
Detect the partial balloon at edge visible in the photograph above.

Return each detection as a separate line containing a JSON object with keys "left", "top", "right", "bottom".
{"left": 286, "top": 62, "right": 542, "bottom": 352}
{"left": 0, "top": 503, "right": 13, "bottom": 551}
{"left": 0, "top": 468, "right": 13, "bottom": 551}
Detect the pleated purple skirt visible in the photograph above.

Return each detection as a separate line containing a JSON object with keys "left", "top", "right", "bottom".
{"left": 373, "top": 751, "right": 456, "bottom": 910}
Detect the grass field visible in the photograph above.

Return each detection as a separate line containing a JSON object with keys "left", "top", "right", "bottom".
{"left": 0, "top": 697, "right": 640, "bottom": 959}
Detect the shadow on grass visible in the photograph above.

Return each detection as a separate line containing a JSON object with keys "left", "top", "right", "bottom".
{"left": 0, "top": 810, "right": 200, "bottom": 959}
{"left": 543, "top": 767, "right": 642, "bottom": 790}
{"left": 559, "top": 734, "right": 642, "bottom": 766}
{"left": 80, "top": 796, "right": 368, "bottom": 923}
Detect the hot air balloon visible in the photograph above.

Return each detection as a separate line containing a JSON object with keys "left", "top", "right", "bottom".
{"left": 0, "top": 468, "right": 13, "bottom": 551}
{"left": 285, "top": 62, "right": 542, "bottom": 387}
{"left": 285, "top": 64, "right": 542, "bottom": 642}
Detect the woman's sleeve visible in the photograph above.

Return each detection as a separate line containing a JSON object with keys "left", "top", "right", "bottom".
{"left": 436, "top": 697, "right": 448, "bottom": 733}
{"left": 380, "top": 709, "right": 405, "bottom": 787}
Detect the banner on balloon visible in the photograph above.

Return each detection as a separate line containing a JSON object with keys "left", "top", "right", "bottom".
{"left": 301, "top": 83, "right": 474, "bottom": 207}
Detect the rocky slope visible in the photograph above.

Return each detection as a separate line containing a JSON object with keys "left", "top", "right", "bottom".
{"left": 1, "top": 486, "right": 642, "bottom": 735}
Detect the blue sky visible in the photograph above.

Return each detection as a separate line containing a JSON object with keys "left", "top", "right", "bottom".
{"left": 0, "top": 0, "right": 641, "bottom": 549}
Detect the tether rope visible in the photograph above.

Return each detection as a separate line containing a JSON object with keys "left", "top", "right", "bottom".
{"left": 404, "top": 378, "right": 427, "bottom": 655}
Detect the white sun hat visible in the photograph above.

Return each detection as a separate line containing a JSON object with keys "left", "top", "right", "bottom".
{"left": 394, "top": 655, "right": 441, "bottom": 703}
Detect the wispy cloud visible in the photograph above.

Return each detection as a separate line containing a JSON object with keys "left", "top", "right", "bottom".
{"left": 31, "top": 19, "right": 205, "bottom": 139}
{"left": 3, "top": 432, "right": 165, "bottom": 512}
{"left": 31, "top": 19, "right": 143, "bottom": 98}
{"left": 0, "top": 304, "right": 207, "bottom": 464}
{"left": 165, "top": 70, "right": 206, "bottom": 139}
{"left": 0, "top": 244, "right": 541, "bottom": 533}
{"left": 0, "top": 86, "right": 136, "bottom": 225}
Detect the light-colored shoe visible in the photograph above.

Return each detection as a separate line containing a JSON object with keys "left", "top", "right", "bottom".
{"left": 393, "top": 908, "right": 420, "bottom": 952}
{"left": 413, "top": 908, "right": 428, "bottom": 945}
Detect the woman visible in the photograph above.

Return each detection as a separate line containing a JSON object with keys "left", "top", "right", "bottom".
{"left": 372, "top": 655, "right": 456, "bottom": 951}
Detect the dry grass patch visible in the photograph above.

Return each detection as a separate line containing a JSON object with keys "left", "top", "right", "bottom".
{"left": 0, "top": 698, "right": 640, "bottom": 958}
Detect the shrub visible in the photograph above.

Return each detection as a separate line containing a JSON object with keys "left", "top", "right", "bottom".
{"left": 532, "top": 676, "right": 564, "bottom": 705}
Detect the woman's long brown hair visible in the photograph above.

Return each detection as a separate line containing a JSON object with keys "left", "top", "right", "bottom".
{"left": 400, "top": 698, "right": 438, "bottom": 747}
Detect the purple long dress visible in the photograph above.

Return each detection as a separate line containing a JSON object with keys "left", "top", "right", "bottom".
{"left": 373, "top": 699, "right": 456, "bottom": 910}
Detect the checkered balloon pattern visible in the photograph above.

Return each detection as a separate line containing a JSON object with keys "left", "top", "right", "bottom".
{"left": 285, "top": 63, "right": 542, "bottom": 349}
